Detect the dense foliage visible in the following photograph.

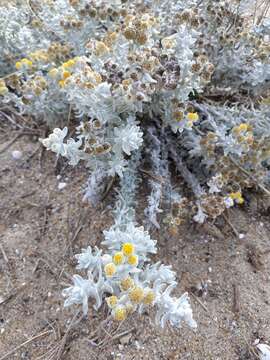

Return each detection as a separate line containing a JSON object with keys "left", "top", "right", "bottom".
{"left": 1, "top": 0, "right": 269, "bottom": 331}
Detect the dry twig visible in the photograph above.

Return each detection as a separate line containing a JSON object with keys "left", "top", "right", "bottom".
{"left": 0, "top": 330, "right": 52, "bottom": 360}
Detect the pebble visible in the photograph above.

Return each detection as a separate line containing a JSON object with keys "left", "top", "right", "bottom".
{"left": 11, "top": 150, "right": 23, "bottom": 160}
{"left": 58, "top": 182, "right": 67, "bottom": 190}
{"left": 239, "top": 233, "right": 245, "bottom": 239}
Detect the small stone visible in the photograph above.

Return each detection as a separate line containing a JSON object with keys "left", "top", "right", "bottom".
{"left": 135, "top": 340, "right": 141, "bottom": 349}
{"left": 11, "top": 150, "right": 23, "bottom": 160}
{"left": 239, "top": 233, "right": 245, "bottom": 239}
{"left": 58, "top": 182, "right": 67, "bottom": 190}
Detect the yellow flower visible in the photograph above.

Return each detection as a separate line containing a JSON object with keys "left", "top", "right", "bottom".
{"left": 15, "top": 61, "right": 22, "bottom": 70}
{"left": 113, "top": 306, "right": 127, "bottom": 321}
{"left": 187, "top": 112, "right": 199, "bottom": 122}
{"left": 127, "top": 254, "right": 138, "bottom": 266}
{"left": 21, "top": 58, "right": 33, "bottom": 67}
{"left": 143, "top": 289, "right": 155, "bottom": 305}
{"left": 104, "top": 262, "right": 116, "bottom": 277}
{"left": 62, "top": 70, "right": 71, "bottom": 80}
{"left": 58, "top": 80, "right": 66, "bottom": 88}
{"left": 120, "top": 277, "right": 134, "bottom": 291}
{"left": 122, "top": 243, "right": 135, "bottom": 256}
{"left": 229, "top": 191, "right": 244, "bottom": 204}
{"left": 106, "top": 295, "right": 118, "bottom": 308}
{"left": 129, "top": 287, "right": 144, "bottom": 304}
{"left": 63, "top": 59, "right": 76, "bottom": 68}
{"left": 238, "top": 123, "right": 248, "bottom": 132}
{"left": 113, "top": 252, "right": 124, "bottom": 265}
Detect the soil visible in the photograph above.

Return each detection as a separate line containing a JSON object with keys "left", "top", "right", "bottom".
{"left": 0, "top": 130, "right": 270, "bottom": 360}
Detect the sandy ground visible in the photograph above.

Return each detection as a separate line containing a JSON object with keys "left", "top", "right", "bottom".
{"left": 0, "top": 130, "right": 270, "bottom": 360}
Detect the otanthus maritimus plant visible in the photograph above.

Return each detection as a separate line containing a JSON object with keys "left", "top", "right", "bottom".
{"left": 1, "top": 0, "right": 270, "bottom": 334}
{"left": 63, "top": 156, "right": 197, "bottom": 329}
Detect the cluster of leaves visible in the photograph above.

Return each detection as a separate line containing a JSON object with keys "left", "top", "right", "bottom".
{"left": 0, "top": 0, "right": 270, "bottom": 331}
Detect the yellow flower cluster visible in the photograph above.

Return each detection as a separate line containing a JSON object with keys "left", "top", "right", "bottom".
{"left": 113, "top": 305, "right": 127, "bottom": 321}
{"left": 104, "top": 242, "right": 138, "bottom": 279}
{"left": 187, "top": 112, "right": 199, "bottom": 122}
{"left": 229, "top": 191, "right": 244, "bottom": 204}
{"left": 15, "top": 58, "right": 33, "bottom": 70}
{"left": 48, "top": 58, "right": 80, "bottom": 88}
{"left": 172, "top": 110, "right": 199, "bottom": 128}
{"left": 108, "top": 282, "right": 155, "bottom": 321}
{"left": 103, "top": 241, "right": 155, "bottom": 322}
{"left": 232, "top": 123, "right": 253, "bottom": 146}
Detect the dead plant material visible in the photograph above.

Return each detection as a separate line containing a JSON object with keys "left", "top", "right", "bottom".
{"left": 0, "top": 330, "right": 52, "bottom": 360}
{"left": 0, "top": 130, "right": 41, "bottom": 154}
{"left": 232, "top": 283, "right": 240, "bottom": 314}
{"left": 202, "top": 222, "right": 225, "bottom": 240}
{"left": 246, "top": 244, "right": 264, "bottom": 271}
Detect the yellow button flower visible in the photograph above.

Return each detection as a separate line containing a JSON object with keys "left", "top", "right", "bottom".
{"left": 21, "top": 58, "right": 33, "bottom": 67}
{"left": 113, "top": 252, "right": 124, "bottom": 265}
{"left": 58, "top": 80, "right": 66, "bottom": 88}
{"left": 120, "top": 277, "right": 134, "bottom": 291}
{"left": 187, "top": 112, "right": 199, "bottom": 122}
{"left": 143, "top": 289, "right": 155, "bottom": 305}
{"left": 229, "top": 191, "right": 244, "bottom": 204}
{"left": 129, "top": 287, "right": 144, "bottom": 304}
{"left": 62, "top": 71, "right": 71, "bottom": 80}
{"left": 106, "top": 295, "right": 118, "bottom": 308}
{"left": 122, "top": 243, "right": 134, "bottom": 256}
{"left": 127, "top": 254, "right": 138, "bottom": 267}
{"left": 113, "top": 306, "right": 127, "bottom": 321}
{"left": 238, "top": 123, "right": 248, "bottom": 132}
{"left": 104, "top": 262, "right": 116, "bottom": 277}
{"left": 63, "top": 59, "right": 76, "bottom": 68}
{"left": 15, "top": 61, "right": 22, "bottom": 70}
